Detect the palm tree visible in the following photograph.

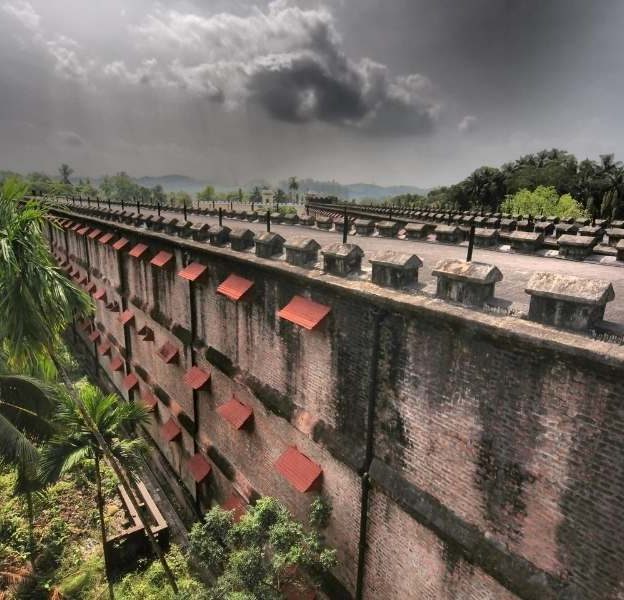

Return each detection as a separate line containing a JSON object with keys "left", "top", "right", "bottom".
{"left": 288, "top": 176, "right": 299, "bottom": 203}
{"left": 0, "top": 359, "right": 60, "bottom": 566}
{"left": 0, "top": 178, "right": 92, "bottom": 370}
{"left": 0, "top": 177, "right": 179, "bottom": 594}
{"left": 41, "top": 383, "right": 150, "bottom": 599}
{"left": 58, "top": 164, "right": 73, "bottom": 185}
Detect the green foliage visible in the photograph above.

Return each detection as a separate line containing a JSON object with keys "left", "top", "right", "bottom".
{"left": 500, "top": 186, "right": 587, "bottom": 218}
{"left": 189, "top": 496, "right": 337, "bottom": 599}
{"left": 0, "top": 178, "right": 92, "bottom": 367}
{"left": 169, "top": 190, "right": 192, "bottom": 208}
{"left": 198, "top": 184, "right": 216, "bottom": 203}
{"left": 114, "top": 545, "right": 207, "bottom": 600}
{"left": 308, "top": 497, "right": 332, "bottom": 529}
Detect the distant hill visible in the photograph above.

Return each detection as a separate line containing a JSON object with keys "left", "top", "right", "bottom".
{"left": 277, "top": 178, "right": 427, "bottom": 201}
{"left": 134, "top": 175, "right": 206, "bottom": 194}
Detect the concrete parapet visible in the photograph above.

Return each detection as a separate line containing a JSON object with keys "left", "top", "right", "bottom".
{"left": 208, "top": 225, "right": 230, "bottom": 246}
{"left": 370, "top": 251, "right": 422, "bottom": 289}
{"left": 284, "top": 237, "right": 321, "bottom": 267}
{"left": 509, "top": 231, "right": 544, "bottom": 253}
{"left": 404, "top": 222, "right": 434, "bottom": 240}
{"left": 354, "top": 219, "right": 375, "bottom": 236}
{"left": 315, "top": 215, "right": 333, "bottom": 230}
{"left": 376, "top": 221, "right": 399, "bottom": 237}
{"left": 434, "top": 225, "right": 462, "bottom": 244}
{"left": 432, "top": 259, "right": 503, "bottom": 307}
{"left": 555, "top": 223, "right": 578, "bottom": 237}
{"left": 473, "top": 228, "right": 499, "bottom": 248}
{"left": 229, "top": 228, "right": 255, "bottom": 251}
{"left": 525, "top": 272, "right": 615, "bottom": 331}
{"left": 557, "top": 234, "right": 594, "bottom": 260}
{"left": 322, "top": 243, "right": 364, "bottom": 277}
{"left": 606, "top": 228, "right": 624, "bottom": 247}
{"left": 254, "top": 232, "right": 285, "bottom": 258}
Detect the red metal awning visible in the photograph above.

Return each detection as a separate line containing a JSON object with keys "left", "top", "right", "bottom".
{"left": 110, "top": 356, "right": 124, "bottom": 372}
{"left": 161, "top": 418, "right": 181, "bottom": 442}
{"left": 141, "top": 389, "right": 158, "bottom": 411}
{"left": 88, "top": 330, "right": 101, "bottom": 342}
{"left": 122, "top": 372, "right": 139, "bottom": 391}
{"left": 150, "top": 250, "right": 173, "bottom": 268}
{"left": 222, "top": 493, "right": 247, "bottom": 522}
{"left": 156, "top": 341, "right": 179, "bottom": 364}
{"left": 216, "top": 274, "right": 254, "bottom": 301}
{"left": 71, "top": 223, "right": 81, "bottom": 231}
{"left": 63, "top": 221, "right": 74, "bottom": 229}
{"left": 77, "top": 226, "right": 90, "bottom": 236}
{"left": 187, "top": 453, "right": 212, "bottom": 483}
{"left": 118, "top": 309, "right": 135, "bottom": 326}
{"left": 129, "top": 243, "right": 149, "bottom": 258}
{"left": 98, "top": 340, "right": 112, "bottom": 356}
{"left": 274, "top": 447, "right": 322, "bottom": 493}
{"left": 178, "top": 262, "right": 207, "bottom": 282}
{"left": 183, "top": 366, "right": 211, "bottom": 390}
{"left": 88, "top": 228, "right": 102, "bottom": 240}
{"left": 278, "top": 296, "right": 330, "bottom": 330}
{"left": 93, "top": 288, "right": 106, "bottom": 301}
{"left": 216, "top": 396, "right": 253, "bottom": 430}
{"left": 112, "top": 237, "right": 129, "bottom": 251}
{"left": 99, "top": 232, "right": 114, "bottom": 245}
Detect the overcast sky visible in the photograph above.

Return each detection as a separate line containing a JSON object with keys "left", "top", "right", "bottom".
{"left": 0, "top": 0, "right": 622, "bottom": 187}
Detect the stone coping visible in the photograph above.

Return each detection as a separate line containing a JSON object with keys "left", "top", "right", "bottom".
{"left": 432, "top": 259, "right": 503, "bottom": 284}
{"left": 526, "top": 272, "right": 615, "bottom": 305}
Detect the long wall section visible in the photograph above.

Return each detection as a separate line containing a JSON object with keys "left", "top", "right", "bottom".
{"left": 47, "top": 208, "right": 624, "bottom": 600}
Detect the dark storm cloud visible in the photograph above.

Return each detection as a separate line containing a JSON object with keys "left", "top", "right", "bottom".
{"left": 1, "top": 0, "right": 624, "bottom": 187}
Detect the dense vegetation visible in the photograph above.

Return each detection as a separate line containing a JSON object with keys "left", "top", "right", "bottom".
{"left": 0, "top": 178, "right": 337, "bottom": 599}
{"left": 385, "top": 149, "right": 624, "bottom": 218}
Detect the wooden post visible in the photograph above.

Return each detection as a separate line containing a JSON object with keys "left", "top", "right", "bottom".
{"left": 183, "top": 200, "right": 187, "bottom": 221}
{"left": 343, "top": 206, "right": 348, "bottom": 244}
{"left": 466, "top": 224, "right": 475, "bottom": 262}
{"left": 218, "top": 207, "right": 222, "bottom": 226}
{"left": 267, "top": 210, "right": 271, "bottom": 233}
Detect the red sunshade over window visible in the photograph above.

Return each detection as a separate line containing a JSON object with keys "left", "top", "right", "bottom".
{"left": 150, "top": 250, "right": 173, "bottom": 268}
{"left": 216, "top": 274, "right": 254, "bottom": 301}
{"left": 88, "top": 228, "right": 102, "bottom": 240}
{"left": 129, "top": 243, "right": 149, "bottom": 258}
{"left": 122, "top": 372, "right": 139, "bottom": 391}
{"left": 118, "top": 309, "right": 135, "bottom": 326}
{"left": 93, "top": 289, "right": 106, "bottom": 301}
{"left": 187, "top": 453, "right": 212, "bottom": 483}
{"left": 222, "top": 493, "right": 247, "bottom": 522}
{"left": 178, "top": 262, "right": 207, "bottom": 282}
{"left": 183, "top": 366, "right": 211, "bottom": 390}
{"left": 278, "top": 296, "right": 331, "bottom": 330}
{"left": 63, "top": 221, "right": 74, "bottom": 229}
{"left": 217, "top": 397, "right": 253, "bottom": 430}
{"left": 88, "top": 330, "right": 101, "bottom": 343}
{"left": 109, "top": 356, "right": 124, "bottom": 372}
{"left": 72, "top": 223, "right": 81, "bottom": 231}
{"left": 99, "top": 232, "right": 114, "bottom": 244}
{"left": 98, "top": 340, "right": 112, "bottom": 356}
{"left": 141, "top": 389, "right": 158, "bottom": 411}
{"left": 274, "top": 447, "right": 322, "bottom": 493}
{"left": 112, "top": 237, "right": 129, "bottom": 251}
{"left": 156, "top": 341, "right": 179, "bottom": 364}
{"left": 161, "top": 418, "right": 181, "bottom": 442}
{"left": 77, "top": 226, "right": 90, "bottom": 236}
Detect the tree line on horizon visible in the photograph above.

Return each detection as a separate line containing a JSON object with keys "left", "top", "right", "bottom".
{"left": 2, "top": 148, "right": 624, "bottom": 218}
{"left": 387, "top": 148, "right": 624, "bottom": 219}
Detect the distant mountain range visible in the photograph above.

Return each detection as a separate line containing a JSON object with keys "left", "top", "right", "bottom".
{"left": 93, "top": 174, "right": 426, "bottom": 200}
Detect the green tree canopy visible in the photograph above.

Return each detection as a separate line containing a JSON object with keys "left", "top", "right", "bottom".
{"left": 501, "top": 186, "right": 587, "bottom": 218}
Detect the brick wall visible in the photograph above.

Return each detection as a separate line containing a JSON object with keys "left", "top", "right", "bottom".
{"left": 48, "top": 210, "right": 624, "bottom": 600}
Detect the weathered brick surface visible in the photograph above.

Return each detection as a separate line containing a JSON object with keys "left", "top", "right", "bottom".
{"left": 50, "top": 211, "right": 624, "bottom": 600}
{"left": 364, "top": 489, "right": 519, "bottom": 600}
